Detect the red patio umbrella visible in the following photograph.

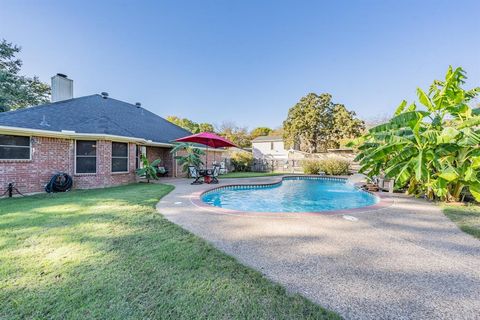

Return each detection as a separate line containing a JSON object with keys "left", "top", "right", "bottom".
{"left": 174, "top": 132, "right": 237, "bottom": 168}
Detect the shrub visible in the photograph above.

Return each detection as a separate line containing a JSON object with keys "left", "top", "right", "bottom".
{"left": 301, "top": 158, "right": 350, "bottom": 175}
{"left": 230, "top": 151, "right": 254, "bottom": 172}
{"left": 318, "top": 158, "right": 350, "bottom": 175}
{"left": 302, "top": 159, "right": 322, "bottom": 174}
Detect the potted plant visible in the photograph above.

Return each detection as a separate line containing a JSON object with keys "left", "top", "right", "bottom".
{"left": 135, "top": 155, "right": 161, "bottom": 183}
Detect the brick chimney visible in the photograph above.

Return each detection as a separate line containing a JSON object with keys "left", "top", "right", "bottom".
{"left": 51, "top": 73, "right": 73, "bottom": 102}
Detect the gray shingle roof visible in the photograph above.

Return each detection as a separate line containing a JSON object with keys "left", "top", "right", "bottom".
{"left": 252, "top": 136, "right": 283, "bottom": 142}
{"left": 0, "top": 94, "right": 192, "bottom": 144}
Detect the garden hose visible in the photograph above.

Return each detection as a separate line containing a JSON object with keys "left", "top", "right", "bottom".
{"left": 45, "top": 173, "right": 73, "bottom": 193}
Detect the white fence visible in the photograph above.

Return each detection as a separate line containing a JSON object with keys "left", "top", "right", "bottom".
{"left": 222, "top": 149, "right": 359, "bottom": 174}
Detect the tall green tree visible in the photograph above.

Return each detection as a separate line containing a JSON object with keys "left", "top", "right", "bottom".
{"left": 332, "top": 104, "right": 366, "bottom": 147}
{"left": 283, "top": 93, "right": 364, "bottom": 152}
{"left": 0, "top": 39, "right": 50, "bottom": 111}
{"left": 352, "top": 66, "right": 480, "bottom": 202}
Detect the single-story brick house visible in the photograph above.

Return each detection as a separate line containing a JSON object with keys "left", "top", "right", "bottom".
{"left": 0, "top": 74, "right": 222, "bottom": 194}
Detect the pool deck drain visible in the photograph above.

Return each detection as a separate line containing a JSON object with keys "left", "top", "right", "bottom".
{"left": 156, "top": 176, "right": 480, "bottom": 320}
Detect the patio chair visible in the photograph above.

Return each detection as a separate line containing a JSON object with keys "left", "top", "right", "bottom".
{"left": 210, "top": 165, "right": 220, "bottom": 184}
{"left": 361, "top": 177, "right": 380, "bottom": 192}
{"left": 188, "top": 166, "right": 203, "bottom": 185}
{"left": 219, "top": 161, "right": 228, "bottom": 175}
{"left": 156, "top": 166, "right": 169, "bottom": 177}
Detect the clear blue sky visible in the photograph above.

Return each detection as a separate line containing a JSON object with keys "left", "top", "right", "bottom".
{"left": 1, "top": 0, "right": 479, "bottom": 129}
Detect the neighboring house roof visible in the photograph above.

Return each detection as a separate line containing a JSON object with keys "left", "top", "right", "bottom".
{"left": 226, "top": 146, "right": 252, "bottom": 154}
{"left": 0, "top": 94, "right": 192, "bottom": 144}
{"left": 252, "top": 136, "right": 283, "bottom": 142}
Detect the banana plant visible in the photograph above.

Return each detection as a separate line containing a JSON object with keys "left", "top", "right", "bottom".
{"left": 352, "top": 67, "right": 480, "bottom": 202}
{"left": 135, "top": 155, "right": 161, "bottom": 183}
{"left": 170, "top": 143, "right": 205, "bottom": 175}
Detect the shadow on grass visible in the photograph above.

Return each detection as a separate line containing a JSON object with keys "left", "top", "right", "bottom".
{"left": 0, "top": 183, "right": 338, "bottom": 319}
{"left": 443, "top": 205, "right": 480, "bottom": 240}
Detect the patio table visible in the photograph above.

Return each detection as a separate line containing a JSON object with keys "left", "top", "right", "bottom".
{"left": 199, "top": 168, "right": 213, "bottom": 176}
{"left": 199, "top": 168, "right": 214, "bottom": 184}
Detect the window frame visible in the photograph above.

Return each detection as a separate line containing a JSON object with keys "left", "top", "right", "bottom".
{"left": 135, "top": 145, "right": 139, "bottom": 169}
{"left": 75, "top": 140, "right": 97, "bottom": 174}
{"left": 111, "top": 142, "right": 129, "bottom": 173}
{"left": 135, "top": 145, "right": 146, "bottom": 169}
{"left": 0, "top": 135, "right": 32, "bottom": 160}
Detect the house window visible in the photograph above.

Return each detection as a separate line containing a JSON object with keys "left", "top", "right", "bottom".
{"left": 112, "top": 142, "right": 128, "bottom": 172}
{"left": 0, "top": 135, "right": 31, "bottom": 160}
{"left": 135, "top": 145, "right": 139, "bottom": 169}
{"left": 76, "top": 140, "right": 96, "bottom": 174}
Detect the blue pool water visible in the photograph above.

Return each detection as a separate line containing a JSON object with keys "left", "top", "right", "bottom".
{"left": 201, "top": 177, "right": 378, "bottom": 213}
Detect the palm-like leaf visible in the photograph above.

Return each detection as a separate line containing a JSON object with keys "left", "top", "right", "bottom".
{"left": 355, "top": 66, "right": 480, "bottom": 201}
{"left": 170, "top": 143, "right": 205, "bottom": 174}
{"left": 135, "top": 155, "right": 161, "bottom": 182}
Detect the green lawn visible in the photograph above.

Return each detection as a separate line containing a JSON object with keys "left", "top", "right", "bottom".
{"left": 221, "top": 172, "right": 289, "bottom": 178}
{"left": 0, "top": 184, "right": 338, "bottom": 319}
{"left": 443, "top": 204, "right": 480, "bottom": 240}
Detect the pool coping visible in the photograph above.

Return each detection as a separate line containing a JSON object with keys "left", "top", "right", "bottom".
{"left": 190, "top": 175, "right": 394, "bottom": 216}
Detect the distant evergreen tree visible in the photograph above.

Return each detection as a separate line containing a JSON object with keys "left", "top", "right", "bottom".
{"left": 0, "top": 39, "right": 50, "bottom": 111}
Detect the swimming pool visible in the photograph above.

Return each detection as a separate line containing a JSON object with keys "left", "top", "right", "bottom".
{"left": 201, "top": 177, "right": 379, "bottom": 213}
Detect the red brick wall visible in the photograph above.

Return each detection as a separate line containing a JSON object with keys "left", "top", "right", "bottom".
{"left": 74, "top": 140, "right": 137, "bottom": 190}
{"left": 146, "top": 146, "right": 174, "bottom": 177}
{"left": 1, "top": 137, "right": 71, "bottom": 194}
{"left": 0, "top": 136, "right": 137, "bottom": 195}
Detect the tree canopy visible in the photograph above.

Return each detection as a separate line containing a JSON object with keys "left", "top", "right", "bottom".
{"left": 269, "top": 126, "right": 284, "bottom": 137}
{"left": 0, "top": 39, "right": 50, "bottom": 111}
{"left": 283, "top": 93, "right": 365, "bottom": 152}
{"left": 198, "top": 122, "right": 215, "bottom": 133}
{"left": 217, "top": 121, "right": 251, "bottom": 148}
{"left": 250, "top": 127, "right": 272, "bottom": 140}
{"left": 166, "top": 116, "right": 215, "bottom": 134}
{"left": 166, "top": 116, "right": 266, "bottom": 148}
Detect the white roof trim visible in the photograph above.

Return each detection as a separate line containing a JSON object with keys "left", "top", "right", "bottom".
{"left": 0, "top": 125, "right": 228, "bottom": 152}
{"left": 252, "top": 137, "right": 283, "bottom": 142}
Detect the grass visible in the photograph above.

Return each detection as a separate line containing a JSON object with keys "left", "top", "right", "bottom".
{"left": 443, "top": 204, "right": 480, "bottom": 239}
{"left": 0, "top": 183, "right": 338, "bottom": 319}
{"left": 221, "top": 171, "right": 289, "bottom": 178}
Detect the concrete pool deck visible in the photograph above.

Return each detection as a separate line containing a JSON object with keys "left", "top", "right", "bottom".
{"left": 156, "top": 176, "right": 480, "bottom": 320}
